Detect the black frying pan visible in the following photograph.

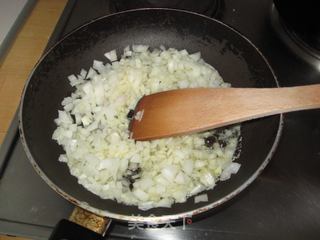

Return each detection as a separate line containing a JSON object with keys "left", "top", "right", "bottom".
{"left": 19, "top": 8, "right": 282, "bottom": 238}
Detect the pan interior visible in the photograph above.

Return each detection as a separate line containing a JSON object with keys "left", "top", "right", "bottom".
{"left": 20, "top": 9, "right": 280, "bottom": 220}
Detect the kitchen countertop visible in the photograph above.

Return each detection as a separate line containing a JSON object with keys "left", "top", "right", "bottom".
{"left": 0, "top": 0, "right": 67, "bottom": 145}
{"left": 0, "top": 0, "right": 67, "bottom": 239}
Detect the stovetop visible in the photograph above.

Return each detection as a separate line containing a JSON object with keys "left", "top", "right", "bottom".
{"left": 1, "top": 0, "right": 320, "bottom": 239}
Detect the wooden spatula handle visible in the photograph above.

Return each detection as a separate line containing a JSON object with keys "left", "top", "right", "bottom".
{"left": 215, "top": 84, "right": 320, "bottom": 118}
{"left": 131, "top": 84, "right": 320, "bottom": 140}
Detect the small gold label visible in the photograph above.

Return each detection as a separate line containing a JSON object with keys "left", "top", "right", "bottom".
{"left": 69, "top": 207, "right": 110, "bottom": 234}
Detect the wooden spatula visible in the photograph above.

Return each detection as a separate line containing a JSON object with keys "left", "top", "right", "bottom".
{"left": 129, "top": 84, "right": 320, "bottom": 141}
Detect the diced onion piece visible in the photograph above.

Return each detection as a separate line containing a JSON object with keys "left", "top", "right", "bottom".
{"left": 68, "top": 74, "right": 83, "bottom": 86}
{"left": 220, "top": 163, "right": 241, "bottom": 181}
{"left": 58, "top": 154, "right": 68, "bottom": 163}
{"left": 68, "top": 74, "right": 77, "bottom": 83}
{"left": 93, "top": 60, "right": 105, "bottom": 73}
{"left": 194, "top": 193, "right": 208, "bottom": 203}
{"left": 132, "top": 44, "right": 149, "bottom": 52}
{"left": 133, "top": 189, "right": 149, "bottom": 201}
{"left": 104, "top": 50, "right": 117, "bottom": 62}
{"left": 161, "top": 166, "right": 178, "bottom": 182}
{"left": 86, "top": 67, "right": 97, "bottom": 79}
{"left": 183, "top": 159, "right": 194, "bottom": 175}
{"left": 80, "top": 69, "right": 87, "bottom": 78}
{"left": 134, "top": 110, "right": 144, "bottom": 121}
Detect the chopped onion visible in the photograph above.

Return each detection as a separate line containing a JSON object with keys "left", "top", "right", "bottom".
{"left": 132, "top": 44, "right": 149, "bottom": 52}
{"left": 58, "top": 154, "right": 68, "bottom": 163}
{"left": 134, "top": 110, "right": 144, "bottom": 121}
{"left": 220, "top": 162, "right": 241, "bottom": 181}
{"left": 194, "top": 193, "right": 208, "bottom": 203}
{"left": 93, "top": 60, "right": 105, "bottom": 73}
{"left": 86, "top": 67, "right": 97, "bottom": 79}
{"left": 80, "top": 69, "right": 87, "bottom": 78}
{"left": 53, "top": 45, "right": 241, "bottom": 210}
{"left": 104, "top": 50, "right": 117, "bottom": 62}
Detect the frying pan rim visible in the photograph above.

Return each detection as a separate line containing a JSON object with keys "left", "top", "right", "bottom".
{"left": 18, "top": 8, "right": 283, "bottom": 224}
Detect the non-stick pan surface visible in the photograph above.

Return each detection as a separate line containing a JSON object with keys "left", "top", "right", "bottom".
{"left": 19, "top": 9, "right": 282, "bottom": 223}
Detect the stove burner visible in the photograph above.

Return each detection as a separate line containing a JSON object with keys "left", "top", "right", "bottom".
{"left": 109, "top": 0, "right": 224, "bottom": 19}
{"left": 270, "top": 5, "right": 320, "bottom": 70}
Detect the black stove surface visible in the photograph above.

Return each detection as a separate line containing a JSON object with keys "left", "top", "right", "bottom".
{"left": 109, "top": 0, "right": 224, "bottom": 18}
{"left": 1, "top": 0, "right": 320, "bottom": 239}
{"left": 270, "top": 5, "right": 320, "bottom": 69}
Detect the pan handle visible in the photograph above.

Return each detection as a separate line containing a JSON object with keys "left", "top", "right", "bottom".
{"left": 49, "top": 207, "right": 112, "bottom": 240}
